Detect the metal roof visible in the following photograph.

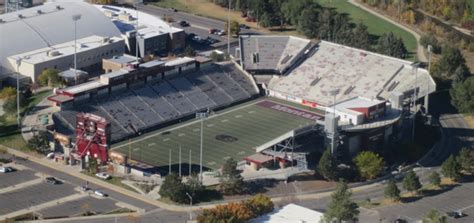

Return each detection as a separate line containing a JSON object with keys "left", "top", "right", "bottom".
{"left": 0, "top": 1, "right": 121, "bottom": 71}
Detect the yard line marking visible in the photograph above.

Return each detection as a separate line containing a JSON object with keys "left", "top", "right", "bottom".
{"left": 133, "top": 148, "right": 140, "bottom": 151}
{"left": 238, "top": 151, "right": 245, "bottom": 155}
{"left": 163, "top": 138, "right": 170, "bottom": 142}
{"left": 193, "top": 128, "right": 200, "bottom": 132}
{"left": 221, "top": 119, "right": 228, "bottom": 123}
{"left": 178, "top": 133, "right": 186, "bottom": 137}
{"left": 223, "top": 156, "right": 231, "bottom": 160}
{"left": 235, "top": 115, "right": 243, "bottom": 118}
{"left": 208, "top": 161, "right": 216, "bottom": 165}
{"left": 207, "top": 124, "right": 214, "bottom": 127}
{"left": 148, "top": 143, "right": 156, "bottom": 147}
{"left": 248, "top": 111, "right": 255, "bottom": 114}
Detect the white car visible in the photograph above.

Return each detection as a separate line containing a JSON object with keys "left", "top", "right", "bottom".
{"left": 95, "top": 172, "right": 111, "bottom": 180}
{"left": 0, "top": 167, "right": 14, "bottom": 173}
{"left": 94, "top": 190, "right": 108, "bottom": 197}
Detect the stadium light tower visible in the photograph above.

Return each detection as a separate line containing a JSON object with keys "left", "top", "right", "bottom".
{"left": 329, "top": 89, "right": 340, "bottom": 155}
{"left": 134, "top": 1, "right": 141, "bottom": 63}
{"left": 15, "top": 57, "right": 22, "bottom": 128}
{"left": 227, "top": 0, "right": 231, "bottom": 56}
{"left": 72, "top": 14, "right": 81, "bottom": 85}
{"left": 411, "top": 62, "right": 420, "bottom": 141}
{"left": 196, "top": 112, "right": 208, "bottom": 182}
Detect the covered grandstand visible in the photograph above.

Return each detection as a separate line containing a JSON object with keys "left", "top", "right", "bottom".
{"left": 53, "top": 63, "right": 259, "bottom": 142}
{"left": 0, "top": 1, "right": 121, "bottom": 74}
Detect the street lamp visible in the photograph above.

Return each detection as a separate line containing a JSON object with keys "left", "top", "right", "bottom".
{"left": 196, "top": 111, "right": 208, "bottom": 182}
{"left": 72, "top": 14, "right": 81, "bottom": 85}
{"left": 185, "top": 192, "right": 193, "bottom": 220}
{"left": 329, "top": 89, "right": 340, "bottom": 155}
{"left": 15, "top": 57, "right": 22, "bottom": 128}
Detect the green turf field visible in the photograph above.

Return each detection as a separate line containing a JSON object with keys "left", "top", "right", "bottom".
{"left": 315, "top": 0, "right": 418, "bottom": 61}
{"left": 112, "top": 99, "right": 319, "bottom": 171}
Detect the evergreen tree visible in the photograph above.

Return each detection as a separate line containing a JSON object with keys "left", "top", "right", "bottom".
{"left": 457, "top": 147, "right": 474, "bottom": 173}
{"left": 318, "top": 148, "right": 338, "bottom": 181}
{"left": 219, "top": 158, "right": 245, "bottom": 195}
{"left": 402, "top": 170, "right": 422, "bottom": 194}
{"left": 377, "top": 32, "right": 408, "bottom": 59}
{"left": 452, "top": 64, "right": 471, "bottom": 87}
{"left": 438, "top": 46, "right": 466, "bottom": 76}
{"left": 450, "top": 77, "right": 474, "bottom": 113}
{"left": 422, "top": 209, "right": 447, "bottom": 223}
{"left": 429, "top": 172, "right": 441, "bottom": 187}
{"left": 185, "top": 173, "right": 204, "bottom": 201}
{"left": 296, "top": 5, "right": 320, "bottom": 38}
{"left": 323, "top": 181, "right": 359, "bottom": 223}
{"left": 159, "top": 173, "right": 188, "bottom": 203}
{"left": 384, "top": 179, "right": 401, "bottom": 201}
{"left": 184, "top": 45, "right": 195, "bottom": 57}
{"left": 350, "top": 23, "right": 371, "bottom": 50}
{"left": 441, "top": 155, "right": 461, "bottom": 181}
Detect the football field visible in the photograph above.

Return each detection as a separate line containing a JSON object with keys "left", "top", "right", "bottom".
{"left": 112, "top": 99, "right": 323, "bottom": 171}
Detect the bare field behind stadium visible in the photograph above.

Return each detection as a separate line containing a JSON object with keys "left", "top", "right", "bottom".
{"left": 112, "top": 98, "right": 323, "bottom": 171}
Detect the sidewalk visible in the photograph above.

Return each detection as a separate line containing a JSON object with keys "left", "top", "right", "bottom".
{"left": 348, "top": 0, "right": 427, "bottom": 62}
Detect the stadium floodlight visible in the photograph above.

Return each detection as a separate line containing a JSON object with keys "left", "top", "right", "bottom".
{"left": 15, "top": 57, "right": 22, "bottom": 128}
{"left": 196, "top": 112, "right": 208, "bottom": 182}
{"left": 329, "top": 89, "right": 340, "bottom": 155}
{"left": 411, "top": 62, "right": 420, "bottom": 141}
{"left": 72, "top": 14, "right": 81, "bottom": 85}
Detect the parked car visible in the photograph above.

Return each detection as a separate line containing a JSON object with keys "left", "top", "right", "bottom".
{"left": 95, "top": 172, "right": 111, "bottom": 180}
{"left": 447, "top": 211, "right": 466, "bottom": 219}
{"left": 94, "top": 190, "right": 108, "bottom": 197}
{"left": 179, "top": 20, "right": 189, "bottom": 27}
{"left": 192, "top": 36, "right": 205, "bottom": 44}
{"left": 79, "top": 185, "right": 90, "bottom": 192}
{"left": 168, "top": 8, "right": 178, "bottom": 12}
{"left": 239, "top": 24, "right": 250, "bottom": 29}
{"left": 46, "top": 152, "right": 55, "bottom": 159}
{"left": 394, "top": 218, "right": 407, "bottom": 223}
{"left": 216, "top": 30, "right": 226, "bottom": 36}
{"left": 205, "top": 37, "right": 219, "bottom": 45}
{"left": 0, "top": 166, "right": 15, "bottom": 173}
{"left": 209, "top": 28, "right": 219, "bottom": 34}
{"left": 45, "top": 177, "right": 61, "bottom": 185}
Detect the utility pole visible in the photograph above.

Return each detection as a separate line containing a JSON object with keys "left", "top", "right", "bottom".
{"left": 227, "top": 0, "right": 231, "bottom": 56}
{"left": 189, "top": 149, "right": 192, "bottom": 175}
{"left": 169, "top": 149, "right": 171, "bottom": 174}
{"left": 329, "top": 89, "right": 339, "bottom": 155}
{"left": 179, "top": 144, "right": 182, "bottom": 177}
{"left": 15, "top": 58, "right": 22, "bottom": 128}
{"left": 186, "top": 192, "right": 193, "bottom": 220}
{"left": 412, "top": 62, "right": 419, "bottom": 141}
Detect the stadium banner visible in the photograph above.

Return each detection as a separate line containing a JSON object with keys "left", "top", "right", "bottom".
{"left": 302, "top": 99, "right": 317, "bottom": 108}
{"left": 257, "top": 100, "right": 322, "bottom": 121}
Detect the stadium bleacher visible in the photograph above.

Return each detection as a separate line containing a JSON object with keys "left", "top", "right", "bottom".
{"left": 54, "top": 63, "right": 259, "bottom": 142}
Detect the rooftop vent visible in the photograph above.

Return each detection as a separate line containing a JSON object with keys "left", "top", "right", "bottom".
{"left": 47, "top": 50, "right": 60, "bottom": 57}
{"left": 252, "top": 52, "right": 259, "bottom": 64}
{"left": 56, "top": 5, "right": 63, "bottom": 10}
{"left": 17, "top": 14, "right": 24, "bottom": 19}
{"left": 101, "top": 37, "right": 111, "bottom": 44}
{"left": 36, "top": 10, "right": 43, "bottom": 14}
{"left": 0, "top": 19, "right": 4, "bottom": 23}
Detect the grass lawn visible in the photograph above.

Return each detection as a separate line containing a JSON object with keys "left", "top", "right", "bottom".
{"left": 112, "top": 99, "right": 319, "bottom": 171}
{"left": 0, "top": 90, "right": 52, "bottom": 152}
{"left": 315, "top": 0, "right": 417, "bottom": 60}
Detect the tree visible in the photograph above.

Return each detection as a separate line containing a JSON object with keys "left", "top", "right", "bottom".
{"left": 159, "top": 173, "right": 188, "bottom": 203}
{"left": 225, "top": 20, "right": 241, "bottom": 36}
{"left": 419, "top": 34, "right": 441, "bottom": 54}
{"left": 3, "top": 93, "right": 26, "bottom": 114}
{"left": 323, "top": 181, "right": 359, "bottom": 223}
{"left": 384, "top": 179, "right": 401, "bottom": 201}
{"left": 185, "top": 173, "right": 204, "bottom": 201}
{"left": 245, "top": 194, "right": 274, "bottom": 217}
{"left": 428, "top": 172, "right": 441, "bottom": 187}
{"left": 452, "top": 64, "right": 471, "bottom": 87}
{"left": 434, "top": 46, "right": 466, "bottom": 78}
{"left": 350, "top": 23, "right": 371, "bottom": 50}
{"left": 402, "top": 170, "right": 422, "bottom": 194}
{"left": 422, "top": 209, "right": 447, "bottom": 223}
{"left": 353, "top": 151, "right": 386, "bottom": 180}
{"left": 184, "top": 45, "right": 196, "bottom": 57}
{"left": 0, "top": 87, "right": 16, "bottom": 99}
{"left": 38, "top": 69, "right": 63, "bottom": 87}
{"left": 377, "top": 32, "right": 408, "bottom": 59}
{"left": 218, "top": 158, "right": 245, "bottom": 195}
{"left": 457, "top": 147, "right": 474, "bottom": 173}
{"left": 27, "top": 131, "right": 50, "bottom": 154}
{"left": 318, "top": 148, "right": 338, "bottom": 181}
{"left": 87, "top": 158, "right": 98, "bottom": 174}
{"left": 450, "top": 76, "right": 474, "bottom": 113}
{"left": 441, "top": 155, "right": 461, "bottom": 181}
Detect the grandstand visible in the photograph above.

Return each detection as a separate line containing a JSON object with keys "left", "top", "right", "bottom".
{"left": 53, "top": 63, "right": 259, "bottom": 142}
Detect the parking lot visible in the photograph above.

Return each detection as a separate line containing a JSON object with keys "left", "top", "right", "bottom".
{"left": 0, "top": 159, "right": 141, "bottom": 220}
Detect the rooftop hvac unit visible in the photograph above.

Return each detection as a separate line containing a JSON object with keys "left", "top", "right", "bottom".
{"left": 47, "top": 50, "right": 60, "bottom": 57}
{"left": 101, "top": 37, "right": 110, "bottom": 44}
{"left": 56, "top": 5, "right": 63, "bottom": 10}
{"left": 17, "top": 14, "right": 24, "bottom": 18}
{"left": 36, "top": 10, "right": 42, "bottom": 14}
{"left": 0, "top": 19, "right": 4, "bottom": 23}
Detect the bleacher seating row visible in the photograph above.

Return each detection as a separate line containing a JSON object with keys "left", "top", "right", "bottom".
{"left": 54, "top": 64, "right": 259, "bottom": 142}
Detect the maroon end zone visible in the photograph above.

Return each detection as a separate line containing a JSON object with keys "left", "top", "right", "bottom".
{"left": 257, "top": 100, "right": 323, "bottom": 121}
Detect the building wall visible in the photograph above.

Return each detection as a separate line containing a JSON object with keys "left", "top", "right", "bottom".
{"left": 13, "top": 39, "right": 125, "bottom": 82}
{"left": 102, "top": 60, "right": 124, "bottom": 73}
{"left": 170, "top": 31, "right": 186, "bottom": 51}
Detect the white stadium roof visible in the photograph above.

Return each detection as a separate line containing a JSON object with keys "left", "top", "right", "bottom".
{"left": 0, "top": 1, "right": 121, "bottom": 72}
{"left": 266, "top": 40, "right": 436, "bottom": 107}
